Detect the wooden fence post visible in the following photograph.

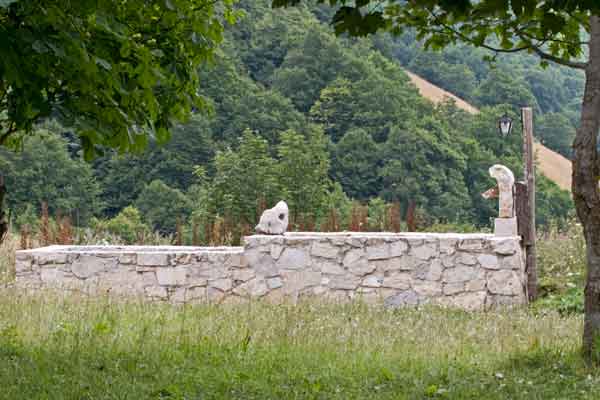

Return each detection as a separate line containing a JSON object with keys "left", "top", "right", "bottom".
{"left": 0, "top": 174, "right": 7, "bottom": 242}
{"left": 521, "top": 107, "right": 537, "bottom": 301}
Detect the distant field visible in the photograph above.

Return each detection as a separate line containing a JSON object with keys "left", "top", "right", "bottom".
{"left": 406, "top": 71, "right": 572, "bottom": 192}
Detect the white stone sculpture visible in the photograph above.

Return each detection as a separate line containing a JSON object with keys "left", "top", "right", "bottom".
{"left": 489, "top": 164, "right": 515, "bottom": 218}
{"left": 255, "top": 201, "right": 289, "bottom": 235}
{"left": 489, "top": 164, "right": 517, "bottom": 236}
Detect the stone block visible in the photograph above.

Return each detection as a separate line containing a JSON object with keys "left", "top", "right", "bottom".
{"left": 343, "top": 248, "right": 365, "bottom": 267}
{"left": 320, "top": 260, "right": 346, "bottom": 275}
{"left": 443, "top": 282, "right": 464, "bottom": 295}
{"left": 171, "top": 288, "right": 187, "bottom": 303}
{"left": 277, "top": 248, "right": 310, "bottom": 270}
{"left": 72, "top": 256, "right": 117, "bottom": 279}
{"left": 459, "top": 239, "right": 484, "bottom": 251}
{"left": 439, "top": 239, "right": 458, "bottom": 255}
{"left": 118, "top": 254, "right": 137, "bottom": 265}
{"left": 413, "top": 259, "right": 443, "bottom": 281}
{"left": 362, "top": 275, "right": 383, "bottom": 288}
{"left": 37, "top": 253, "right": 68, "bottom": 265}
{"left": 384, "top": 290, "right": 423, "bottom": 308}
{"left": 478, "top": 254, "right": 498, "bottom": 269}
{"left": 494, "top": 217, "right": 518, "bottom": 237}
{"left": 15, "top": 259, "right": 32, "bottom": 273}
{"left": 456, "top": 253, "right": 478, "bottom": 266}
{"left": 232, "top": 269, "right": 255, "bottom": 282}
{"left": 233, "top": 278, "right": 270, "bottom": 298}
{"left": 156, "top": 267, "right": 187, "bottom": 286}
{"left": 328, "top": 275, "right": 361, "bottom": 290}
{"left": 493, "top": 239, "right": 519, "bottom": 255}
{"left": 389, "top": 241, "right": 408, "bottom": 257}
{"left": 311, "top": 241, "right": 339, "bottom": 259}
{"left": 438, "top": 291, "right": 486, "bottom": 311}
{"left": 270, "top": 244, "right": 284, "bottom": 260}
{"left": 227, "top": 253, "right": 247, "bottom": 268}
{"left": 366, "top": 243, "right": 390, "bottom": 260}
{"left": 209, "top": 278, "right": 233, "bottom": 292}
{"left": 267, "top": 277, "right": 283, "bottom": 289}
{"left": 412, "top": 280, "right": 442, "bottom": 297}
{"left": 138, "top": 253, "right": 169, "bottom": 266}
{"left": 442, "top": 266, "right": 477, "bottom": 283}
{"left": 245, "top": 248, "right": 278, "bottom": 277}
{"left": 282, "top": 270, "right": 321, "bottom": 294}
{"left": 465, "top": 279, "right": 486, "bottom": 292}
{"left": 488, "top": 270, "right": 522, "bottom": 296}
{"left": 382, "top": 273, "right": 411, "bottom": 290}
{"left": 411, "top": 243, "right": 438, "bottom": 260}
{"left": 187, "top": 286, "right": 207, "bottom": 302}
{"left": 499, "top": 255, "right": 522, "bottom": 270}
{"left": 145, "top": 286, "right": 168, "bottom": 299}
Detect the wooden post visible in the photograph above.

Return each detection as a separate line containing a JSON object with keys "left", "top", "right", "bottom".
{"left": 0, "top": 174, "right": 7, "bottom": 242}
{"left": 521, "top": 107, "right": 537, "bottom": 301}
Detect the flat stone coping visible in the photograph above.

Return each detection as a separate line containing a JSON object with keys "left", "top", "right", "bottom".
{"left": 248, "top": 232, "right": 517, "bottom": 240}
{"left": 17, "top": 245, "right": 244, "bottom": 255}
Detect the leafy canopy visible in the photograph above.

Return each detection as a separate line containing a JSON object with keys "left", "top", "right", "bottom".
{"left": 0, "top": 0, "right": 239, "bottom": 158}
{"left": 273, "top": 0, "right": 600, "bottom": 69}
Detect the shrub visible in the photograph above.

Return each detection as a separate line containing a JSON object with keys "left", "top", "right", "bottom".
{"left": 91, "top": 206, "right": 151, "bottom": 245}
{"left": 135, "top": 180, "right": 192, "bottom": 235}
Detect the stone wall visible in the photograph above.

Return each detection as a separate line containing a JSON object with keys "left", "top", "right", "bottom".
{"left": 14, "top": 233, "right": 527, "bottom": 309}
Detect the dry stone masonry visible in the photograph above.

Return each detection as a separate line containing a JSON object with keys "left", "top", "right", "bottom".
{"left": 15, "top": 232, "right": 526, "bottom": 310}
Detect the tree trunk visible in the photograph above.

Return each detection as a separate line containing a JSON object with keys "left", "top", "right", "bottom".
{"left": 575, "top": 16, "right": 600, "bottom": 363}
{"left": 0, "top": 174, "right": 7, "bottom": 243}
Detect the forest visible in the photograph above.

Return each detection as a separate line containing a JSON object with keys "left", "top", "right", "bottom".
{"left": 0, "top": 0, "right": 576, "bottom": 245}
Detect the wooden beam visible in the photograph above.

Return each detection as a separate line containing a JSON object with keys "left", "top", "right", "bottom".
{"left": 522, "top": 107, "right": 537, "bottom": 301}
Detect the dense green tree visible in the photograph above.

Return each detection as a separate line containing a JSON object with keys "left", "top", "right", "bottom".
{"left": 331, "top": 128, "right": 381, "bottom": 200}
{"left": 271, "top": 28, "right": 369, "bottom": 112}
{"left": 475, "top": 70, "right": 539, "bottom": 111}
{"left": 94, "top": 116, "right": 216, "bottom": 216}
{"left": 205, "top": 130, "right": 280, "bottom": 225}
{"left": 135, "top": 180, "right": 192, "bottom": 235}
{"left": 0, "top": 130, "right": 102, "bottom": 224}
{"left": 277, "top": 128, "right": 331, "bottom": 221}
{"left": 537, "top": 113, "right": 576, "bottom": 158}
{"left": 379, "top": 120, "right": 471, "bottom": 222}
{"left": 310, "top": 67, "right": 424, "bottom": 142}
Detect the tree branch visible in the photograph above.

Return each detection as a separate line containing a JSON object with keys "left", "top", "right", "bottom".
{"left": 529, "top": 45, "right": 588, "bottom": 69}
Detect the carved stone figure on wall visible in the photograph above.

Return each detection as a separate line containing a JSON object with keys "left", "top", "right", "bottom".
{"left": 255, "top": 201, "right": 289, "bottom": 235}
{"left": 488, "top": 164, "right": 517, "bottom": 236}
{"left": 489, "top": 164, "right": 515, "bottom": 218}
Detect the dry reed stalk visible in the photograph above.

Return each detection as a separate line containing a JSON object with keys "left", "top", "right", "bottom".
{"left": 406, "top": 200, "right": 417, "bottom": 232}
{"left": 40, "top": 202, "right": 50, "bottom": 245}
{"left": 57, "top": 216, "right": 73, "bottom": 245}
{"left": 192, "top": 222, "right": 200, "bottom": 246}
{"left": 20, "top": 224, "right": 30, "bottom": 250}
{"left": 388, "top": 202, "right": 401, "bottom": 232}
{"left": 175, "top": 217, "right": 183, "bottom": 246}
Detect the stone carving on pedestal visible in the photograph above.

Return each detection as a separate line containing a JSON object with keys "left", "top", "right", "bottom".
{"left": 255, "top": 201, "right": 289, "bottom": 235}
{"left": 488, "top": 164, "right": 517, "bottom": 237}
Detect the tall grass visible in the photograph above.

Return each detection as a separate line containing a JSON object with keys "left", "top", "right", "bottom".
{"left": 0, "top": 290, "right": 597, "bottom": 399}
{"left": 0, "top": 233, "right": 16, "bottom": 283}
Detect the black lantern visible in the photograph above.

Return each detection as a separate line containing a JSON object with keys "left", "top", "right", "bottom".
{"left": 498, "top": 114, "right": 513, "bottom": 137}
